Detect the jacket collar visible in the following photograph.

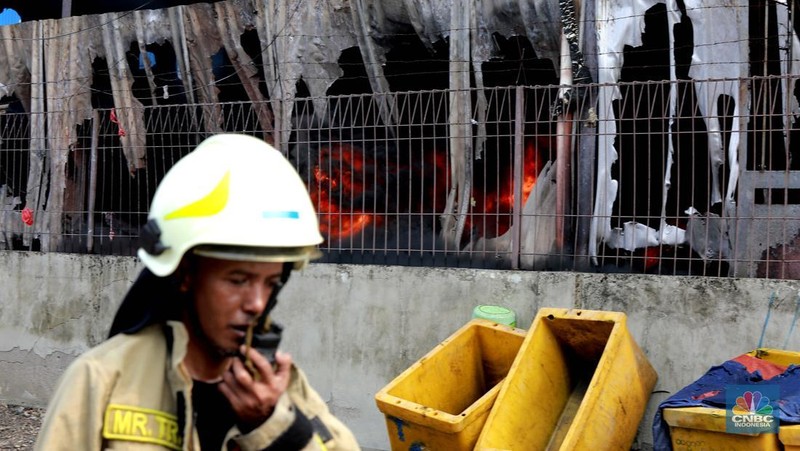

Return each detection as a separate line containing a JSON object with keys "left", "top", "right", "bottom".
{"left": 164, "top": 320, "right": 193, "bottom": 392}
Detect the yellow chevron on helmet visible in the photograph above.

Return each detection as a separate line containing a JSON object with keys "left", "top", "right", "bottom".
{"left": 164, "top": 171, "right": 230, "bottom": 220}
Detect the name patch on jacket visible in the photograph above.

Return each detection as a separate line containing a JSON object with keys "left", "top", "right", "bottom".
{"left": 103, "top": 404, "right": 182, "bottom": 450}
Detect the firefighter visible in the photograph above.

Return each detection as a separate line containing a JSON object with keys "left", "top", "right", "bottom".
{"left": 35, "top": 134, "right": 360, "bottom": 450}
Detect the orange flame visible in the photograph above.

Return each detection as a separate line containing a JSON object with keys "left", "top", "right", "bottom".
{"left": 309, "top": 137, "right": 547, "bottom": 243}
{"left": 467, "top": 137, "right": 548, "bottom": 239}
{"left": 309, "top": 143, "right": 382, "bottom": 240}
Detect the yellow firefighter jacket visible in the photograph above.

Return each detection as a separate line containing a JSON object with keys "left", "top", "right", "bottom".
{"left": 34, "top": 321, "right": 361, "bottom": 451}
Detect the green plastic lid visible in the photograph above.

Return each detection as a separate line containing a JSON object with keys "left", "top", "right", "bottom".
{"left": 472, "top": 305, "right": 516, "bottom": 327}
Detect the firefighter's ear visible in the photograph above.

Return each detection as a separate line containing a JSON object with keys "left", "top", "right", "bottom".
{"left": 175, "top": 258, "right": 194, "bottom": 293}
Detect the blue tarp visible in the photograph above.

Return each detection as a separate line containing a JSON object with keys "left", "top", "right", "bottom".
{"left": 0, "top": 8, "right": 20, "bottom": 25}
{"left": 652, "top": 356, "right": 800, "bottom": 450}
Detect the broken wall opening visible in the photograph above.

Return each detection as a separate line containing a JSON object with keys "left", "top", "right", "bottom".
{"left": 0, "top": 95, "right": 28, "bottom": 203}
{"left": 588, "top": 0, "right": 800, "bottom": 278}
{"left": 748, "top": 0, "right": 800, "bottom": 200}
{"left": 596, "top": 3, "right": 738, "bottom": 276}
{"left": 127, "top": 40, "right": 189, "bottom": 106}
{"left": 51, "top": 53, "right": 202, "bottom": 254}
{"left": 289, "top": 32, "right": 560, "bottom": 268}
{"left": 0, "top": 96, "right": 30, "bottom": 250}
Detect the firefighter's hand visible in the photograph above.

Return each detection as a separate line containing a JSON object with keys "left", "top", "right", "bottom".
{"left": 219, "top": 346, "right": 293, "bottom": 433}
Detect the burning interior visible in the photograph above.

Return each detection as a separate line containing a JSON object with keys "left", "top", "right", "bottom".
{"left": 0, "top": 0, "right": 799, "bottom": 278}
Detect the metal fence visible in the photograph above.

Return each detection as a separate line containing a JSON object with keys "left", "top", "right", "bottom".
{"left": 1, "top": 78, "right": 799, "bottom": 279}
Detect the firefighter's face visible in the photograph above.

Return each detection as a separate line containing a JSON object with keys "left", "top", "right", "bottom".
{"left": 187, "top": 258, "right": 284, "bottom": 356}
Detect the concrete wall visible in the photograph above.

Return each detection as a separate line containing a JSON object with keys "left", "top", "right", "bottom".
{"left": 1, "top": 251, "right": 799, "bottom": 449}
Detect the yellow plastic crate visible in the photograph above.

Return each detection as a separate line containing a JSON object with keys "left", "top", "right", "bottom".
{"left": 663, "top": 406, "right": 780, "bottom": 450}
{"left": 756, "top": 348, "right": 800, "bottom": 450}
{"left": 475, "top": 308, "right": 657, "bottom": 450}
{"left": 662, "top": 348, "right": 800, "bottom": 451}
{"left": 374, "top": 319, "right": 527, "bottom": 451}
{"left": 751, "top": 348, "right": 800, "bottom": 368}
{"left": 781, "top": 426, "right": 800, "bottom": 451}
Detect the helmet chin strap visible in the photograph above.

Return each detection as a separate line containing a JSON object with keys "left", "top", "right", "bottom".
{"left": 255, "top": 262, "right": 293, "bottom": 331}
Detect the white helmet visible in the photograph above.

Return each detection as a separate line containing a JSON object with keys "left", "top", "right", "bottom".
{"left": 138, "top": 134, "right": 323, "bottom": 277}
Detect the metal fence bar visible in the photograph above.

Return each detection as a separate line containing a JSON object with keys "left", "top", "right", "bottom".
{"left": 86, "top": 110, "right": 99, "bottom": 253}
{"left": 512, "top": 86, "right": 524, "bottom": 270}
